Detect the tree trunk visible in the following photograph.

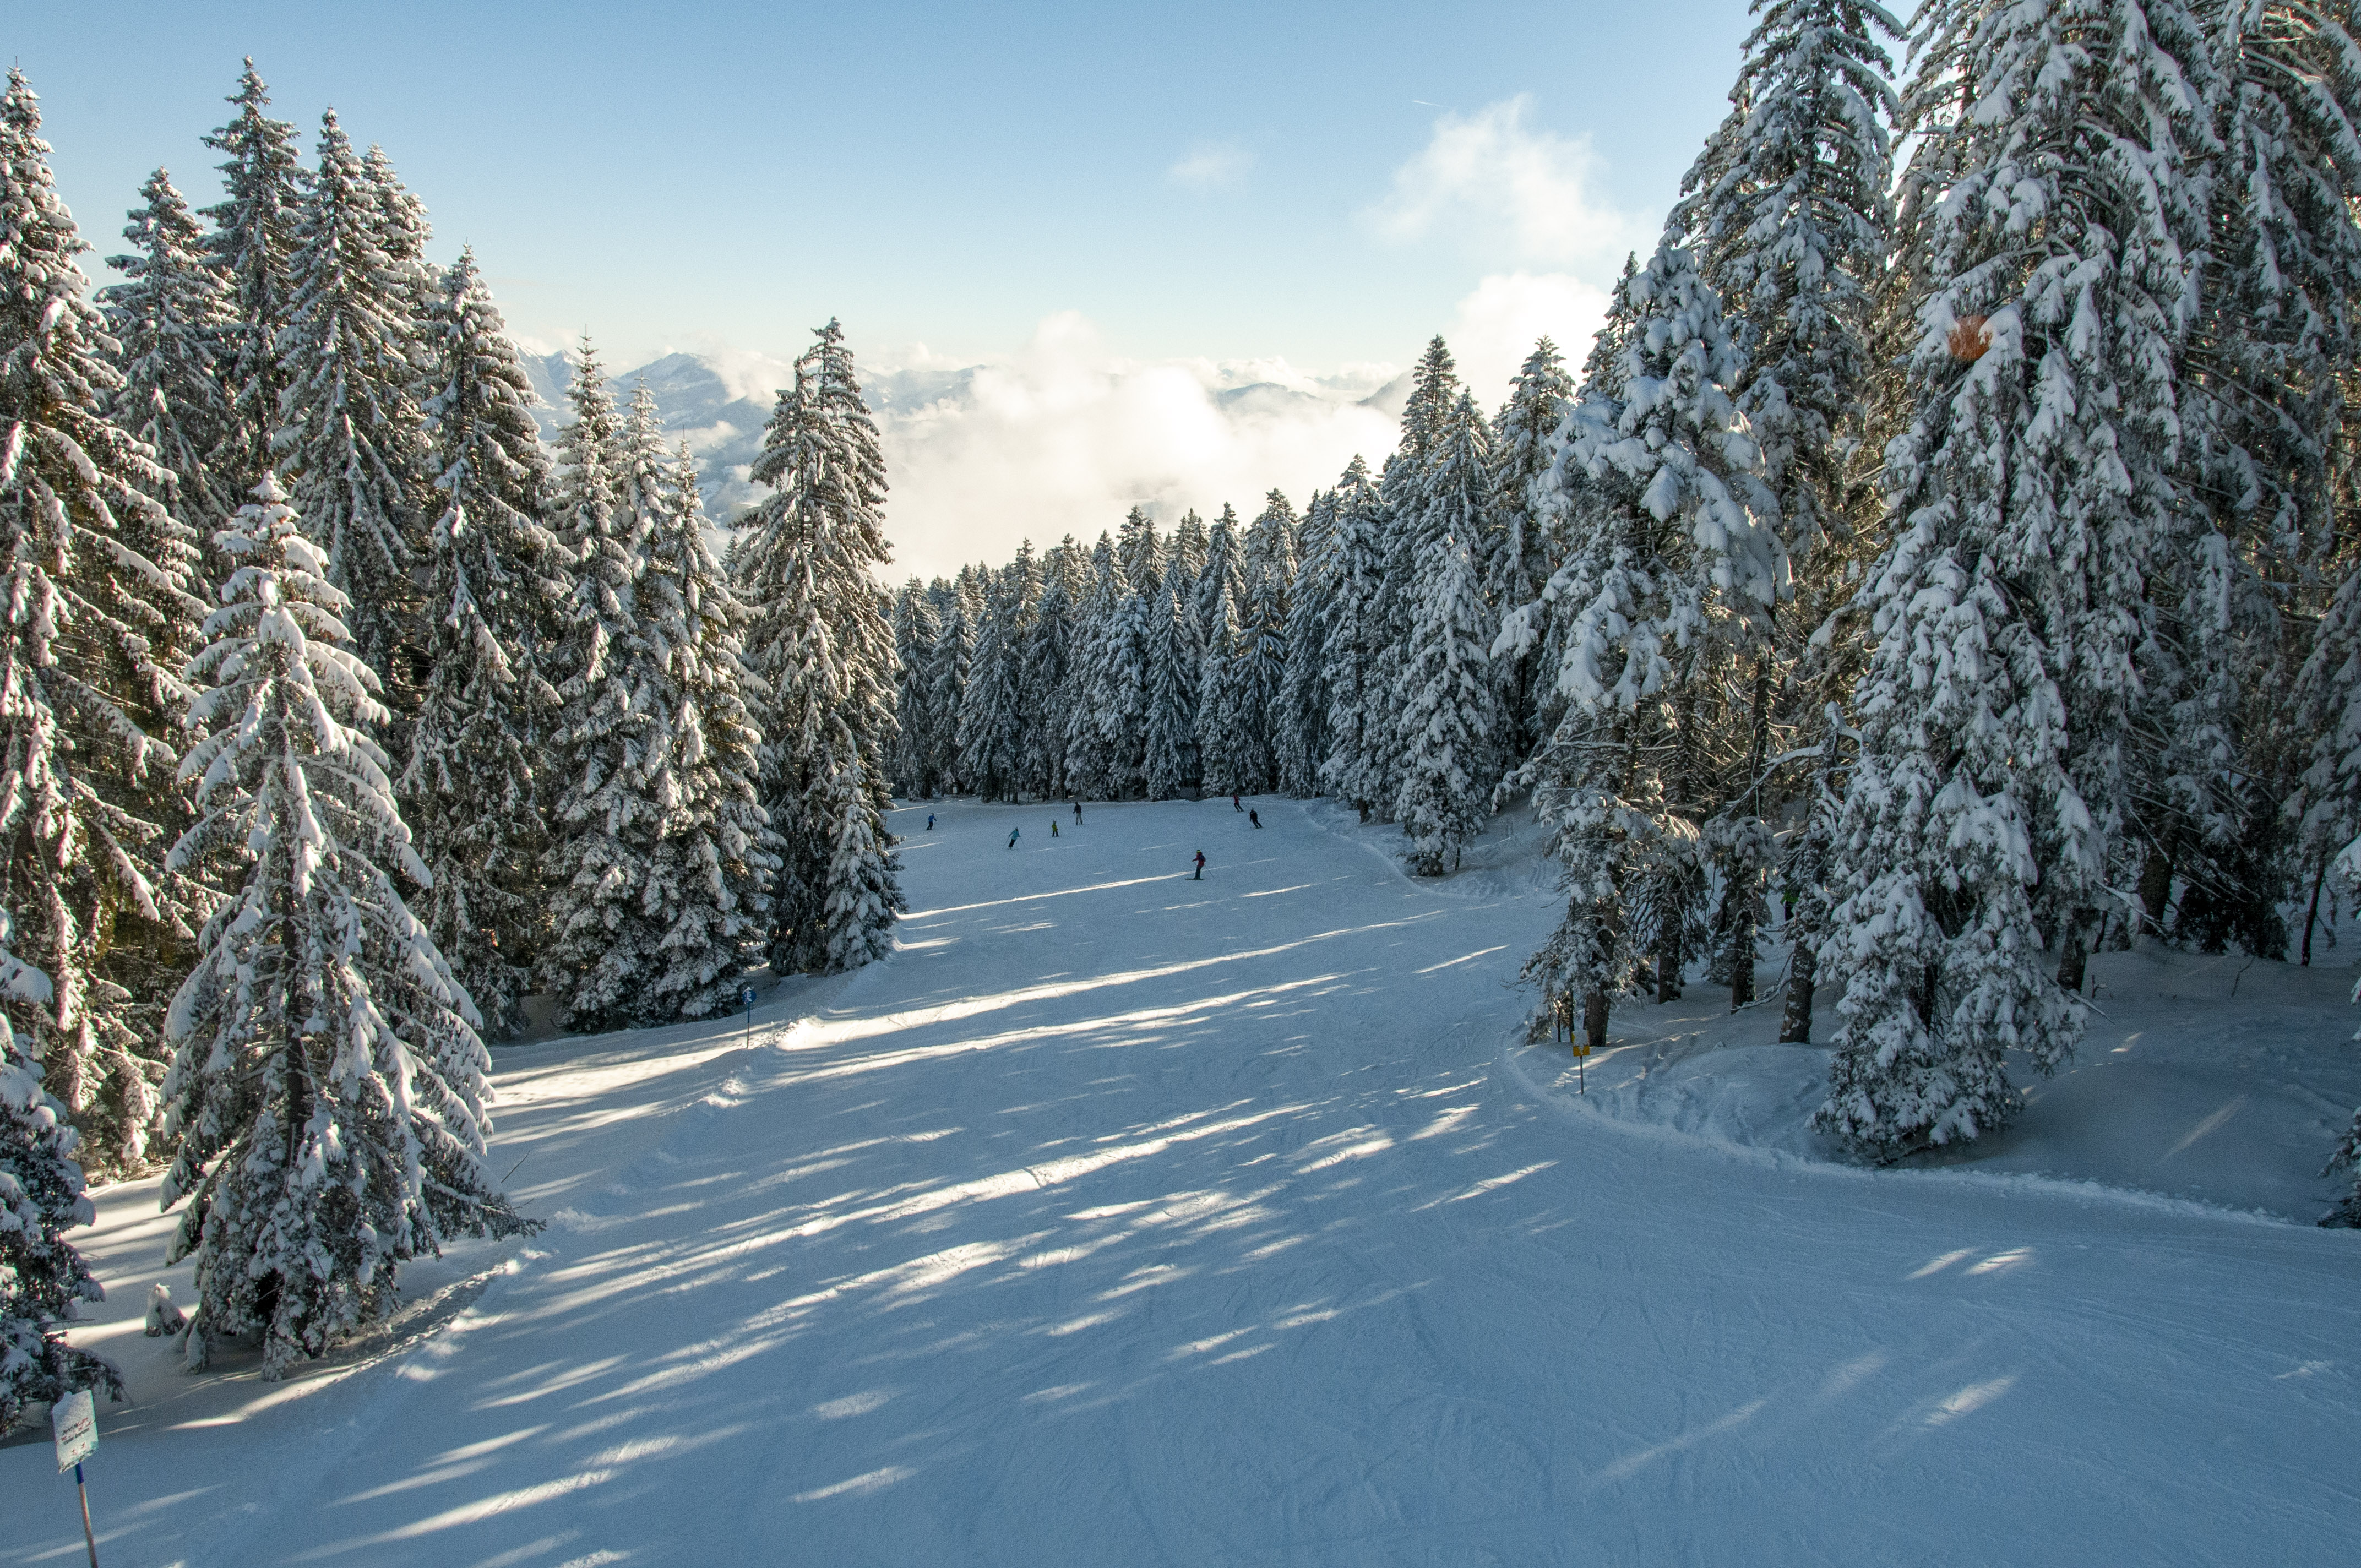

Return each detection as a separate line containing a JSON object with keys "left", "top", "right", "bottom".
{"left": 2303, "top": 859, "right": 2327, "bottom": 966}
{"left": 1778, "top": 937, "right": 1816, "bottom": 1043}
{"left": 1729, "top": 886, "right": 1756, "bottom": 1010}
{"left": 1583, "top": 988, "right": 1609, "bottom": 1054}
{"left": 2055, "top": 907, "right": 2095, "bottom": 994}
{"left": 1656, "top": 937, "right": 1682, "bottom": 1004}
{"left": 2137, "top": 842, "right": 2173, "bottom": 940}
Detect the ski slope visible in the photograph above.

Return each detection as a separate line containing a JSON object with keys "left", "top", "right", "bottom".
{"left": 7, "top": 796, "right": 2360, "bottom": 1565}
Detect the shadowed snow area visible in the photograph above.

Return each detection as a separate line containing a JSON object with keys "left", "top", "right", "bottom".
{"left": 7, "top": 797, "right": 2361, "bottom": 1564}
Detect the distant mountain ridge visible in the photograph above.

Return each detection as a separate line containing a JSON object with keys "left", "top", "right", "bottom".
{"left": 519, "top": 345, "right": 1407, "bottom": 573}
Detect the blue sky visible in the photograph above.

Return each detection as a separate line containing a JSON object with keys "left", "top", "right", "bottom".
{"left": 24, "top": 1, "right": 1760, "bottom": 570}
{"left": 28, "top": 1, "right": 1751, "bottom": 368}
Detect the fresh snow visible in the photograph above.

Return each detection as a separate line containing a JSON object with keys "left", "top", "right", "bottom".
{"left": 7, "top": 796, "right": 2360, "bottom": 1562}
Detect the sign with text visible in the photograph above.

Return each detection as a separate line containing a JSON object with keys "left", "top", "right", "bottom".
{"left": 51, "top": 1388, "right": 96, "bottom": 1472}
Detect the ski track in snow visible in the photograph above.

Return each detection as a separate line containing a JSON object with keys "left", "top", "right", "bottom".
{"left": 8, "top": 796, "right": 2361, "bottom": 1565}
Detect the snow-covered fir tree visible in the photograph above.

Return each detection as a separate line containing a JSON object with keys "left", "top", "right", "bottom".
{"left": 537, "top": 344, "right": 666, "bottom": 1027}
{"left": 1062, "top": 536, "right": 1122, "bottom": 798}
{"left": 1399, "top": 390, "right": 1497, "bottom": 819}
{"left": 0, "top": 914, "right": 119, "bottom": 1429}
{"left": 160, "top": 478, "right": 533, "bottom": 1376}
{"left": 1196, "top": 588, "right": 1254, "bottom": 797}
{"left": 101, "top": 168, "right": 239, "bottom": 560}
{"left": 635, "top": 439, "right": 778, "bottom": 1017}
{"left": 1815, "top": 0, "right": 2211, "bottom": 1156}
{"left": 737, "top": 321, "right": 901, "bottom": 972}
{"left": 0, "top": 70, "right": 198, "bottom": 1174}
{"left": 1276, "top": 488, "right": 1335, "bottom": 797}
{"left": 1396, "top": 531, "right": 1499, "bottom": 874}
{"left": 928, "top": 575, "right": 974, "bottom": 796}
{"left": 1145, "top": 584, "right": 1199, "bottom": 799}
{"left": 889, "top": 581, "right": 942, "bottom": 798}
{"left": 199, "top": 61, "right": 305, "bottom": 497}
{"left": 1485, "top": 339, "right": 1574, "bottom": 762}
{"left": 1022, "top": 542, "right": 1081, "bottom": 798}
{"left": 272, "top": 109, "right": 432, "bottom": 689}
{"left": 400, "top": 252, "right": 563, "bottom": 1038}
{"left": 959, "top": 553, "right": 1032, "bottom": 801}
{"left": 1320, "top": 458, "right": 1391, "bottom": 818}
{"left": 1522, "top": 243, "right": 1783, "bottom": 1041}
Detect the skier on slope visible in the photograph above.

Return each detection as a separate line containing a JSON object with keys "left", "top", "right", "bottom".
{"left": 1073, "top": 799, "right": 1084, "bottom": 825}
{"left": 1051, "top": 819, "right": 1060, "bottom": 837}
{"left": 1009, "top": 825, "right": 1021, "bottom": 850}
{"left": 1248, "top": 809, "right": 1261, "bottom": 829}
{"left": 1192, "top": 850, "right": 1206, "bottom": 880}
{"left": 1232, "top": 792, "right": 1242, "bottom": 812}
{"left": 927, "top": 812, "right": 936, "bottom": 831}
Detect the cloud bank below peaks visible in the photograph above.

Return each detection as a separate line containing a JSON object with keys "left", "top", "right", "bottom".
{"left": 864, "top": 313, "right": 1402, "bottom": 580}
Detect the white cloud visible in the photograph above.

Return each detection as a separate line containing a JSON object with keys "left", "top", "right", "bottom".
{"left": 1167, "top": 139, "right": 1254, "bottom": 192}
{"left": 1445, "top": 271, "right": 1611, "bottom": 406}
{"left": 1368, "top": 95, "right": 1645, "bottom": 269}
{"left": 872, "top": 312, "right": 1399, "bottom": 581}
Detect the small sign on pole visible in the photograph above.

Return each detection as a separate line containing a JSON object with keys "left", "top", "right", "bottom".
{"left": 50, "top": 1389, "right": 100, "bottom": 1566}
{"left": 742, "top": 983, "right": 758, "bottom": 1048}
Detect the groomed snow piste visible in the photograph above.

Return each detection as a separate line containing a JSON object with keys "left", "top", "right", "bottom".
{"left": 7, "top": 796, "right": 2359, "bottom": 1565}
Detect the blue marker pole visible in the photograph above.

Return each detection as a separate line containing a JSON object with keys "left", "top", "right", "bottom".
{"left": 75, "top": 1461, "right": 97, "bottom": 1567}
{"left": 743, "top": 983, "right": 758, "bottom": 1049}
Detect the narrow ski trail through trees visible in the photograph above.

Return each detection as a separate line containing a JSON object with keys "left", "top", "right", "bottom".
{"left": 9, "top": 797, "right": 2361, "bottom": 1565}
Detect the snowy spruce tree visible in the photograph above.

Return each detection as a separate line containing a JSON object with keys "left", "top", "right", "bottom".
{"left": 0, "top": 914, "right": 119, "bottom": 1429}
{"left": 1522, "top": 244, "right": 1783, "bottom": 1043}
{"left": 1145, "top": 585, "right": 1199, "bottom": 800}
{"left": 200, "top": 61, "right": 306, "bottom": 498}
{"left": 101, "top": 168, "right": 240, "bottom": 561}
{"left": 635, "top": 438, "right": 778, "bottom": 1018}
{"left": 1815, "top": 0, "right": 2211, "bottom": 1156}
{"left": 0, "top": 69, "right": 199, "bottom": 1174}
{"left": 889, "top": 581, "right": 942, "bottom": 797}
{"left": 400, "top": 252, "right": 563, "bottom": 1038}
{"left": 1485, "top": 339, "right": 1574, "bottom": 762}
{"left": 1277, "top": 488, "right": 1335, "bottom": 797}
{"left": 1320, "top": 458, "right": 1390, "bottom": 819}
{"left": 1022, "top": 543, "right": 1081, "bottom": 798}
{"left": 1396, "top": 531, "right": 1499, "bottom": 874}
{"left": 537, "top": 344, "right": 667, "bottom": 1027}
{"left": 160, "top": 479, "right": 534, "bottom": 1376}
{"left": 272, "top": 109, "right": 433, "bottom": 690}
{"left": 737, "top": 321, "right": 901, "bottom": 972}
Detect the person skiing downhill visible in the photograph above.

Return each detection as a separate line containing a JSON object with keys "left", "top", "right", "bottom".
{"left": 1073, "top": 799, "right": 1084, "bottom": 825}
{"left": 1248, "top": 809, "right": 1261, "bottom": 829}
{"left": 1232, "top": 793, "right": 1242, "bottom": 812}
{"left": 1192, "top": 850, "right": 1206, "bottom": 880}
{"left": 1008, "top": 826, "right": 1021, "bottom": 850}
{"left": 1051, "top": 819, "right": 1059, "bottom": 837}
{"left": 927, "top": 813, "right": 935, "bottom": 831}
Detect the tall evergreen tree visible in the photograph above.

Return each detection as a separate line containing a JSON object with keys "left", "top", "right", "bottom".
{"left": 1320, "top": 458, "right": 1390, "bottom": 818}
{"left": 401, "top": 252, "right": 562, "bottom": 1038}
{"left": 0, "top": 914, "right": 119, "bottom": 1429}
{"left": 102, "top": 168, "right": 239, "bottom": 559}
{"left": 889, "top": 580, "right": 941, "bottom": 798}
{"left": 637, "top": 442, "right": 778, "bottom": 1017}
{"left": 538, "top": 344, "right": 665, "bottom": 1027}
{"left": 1486, "top": 339, "right": 1575, "bottom": 765}
{"left": 737, "top": 321, "right": 902, "bottom": 972}
{"left": 1397, "top": 533, "right": 1500, "bottom": 874}
{"left": 273, "top": 109, "right": 432, "bottom": 687}
{"left": 1277, "top": 488, "right": 1337, "bottom": 797}
{"left": 1145, "top": 584, "right": 1200, "bottom": 800}
{"left": 1522, "top": 244, "right": 1783, "bottom": 1042}
{"left": 200, "top": 60, "right": 305, "bottom": 497}
{"left": 1816, "top": 0, "right": 2212, "bottom": 1155}
{"left": 0, "top": 70, "right": 197, "bottom": 1173}
{"left": 161, "top": 479, "right": 532, "bottom": 1376}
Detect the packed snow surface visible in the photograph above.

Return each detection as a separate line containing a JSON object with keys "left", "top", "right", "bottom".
{"left": 7, "top": 797, "right": 2360, "bottom": 1564}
